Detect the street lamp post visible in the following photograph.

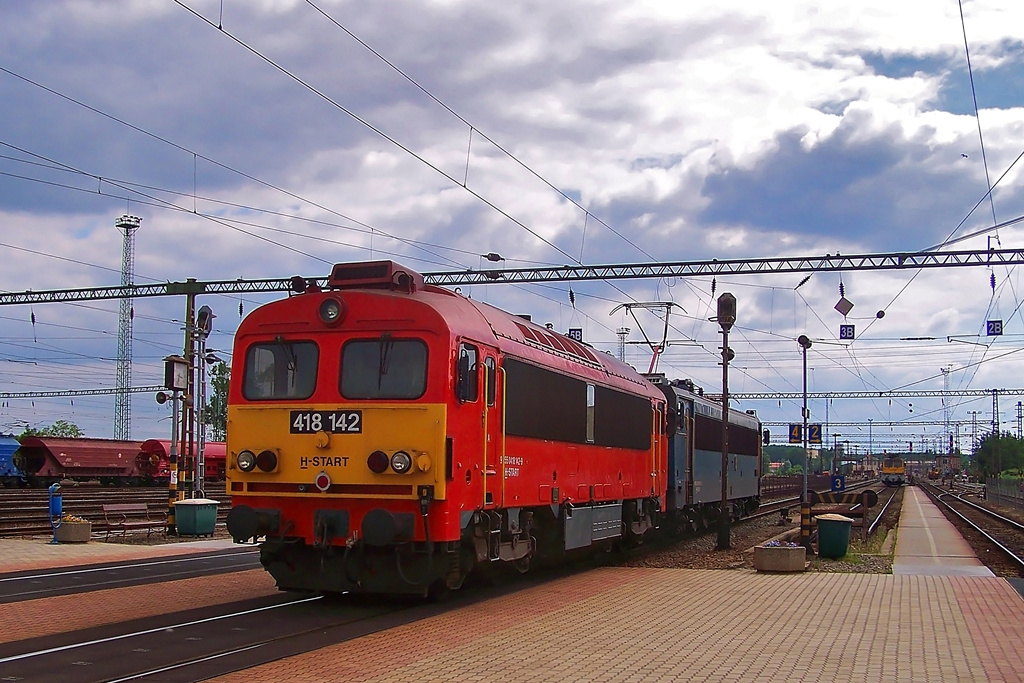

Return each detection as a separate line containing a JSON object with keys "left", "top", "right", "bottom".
{"left": 716, "top": 293, "right": 736, "bottom": 551}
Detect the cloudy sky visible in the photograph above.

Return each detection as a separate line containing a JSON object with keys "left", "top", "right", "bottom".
{"left": 1, "top": 0, "right": 1023, "bottom": 456}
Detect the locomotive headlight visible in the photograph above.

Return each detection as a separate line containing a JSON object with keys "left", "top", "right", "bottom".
{"left": 237, "top": 450, "right": 256, "bottom": 472}
{"left": 319, "top": 298, "right": 344, "bottom": 325}
{"left": 256, "top": 449, "right": 278, "bottom": 472}
{"left": 367, "top": 450, "right": 389, "bottom": 474}
{"left": 390, "top": 450, "right": 412, "bottom": 474}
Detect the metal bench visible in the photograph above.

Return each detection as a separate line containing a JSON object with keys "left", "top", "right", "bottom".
{"left": 101, "top": 503, "right": 165, "bottom": 540}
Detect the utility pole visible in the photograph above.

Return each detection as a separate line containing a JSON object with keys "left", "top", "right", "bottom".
{"left": 867, "top": 418, "right": 873, "bottom": 465}
{"left": 159, "top": 355, "right": 187, "bottom": 535}
{"left": 941, "top": 365, "right": 952, "bottom": 454}
{"left": 798, "top": 335, "right": 812, "bottom": 553}
{"left": 716, "top": 293, "right": 736, "bottom": 551}
{"left": 798, "top": 336, "right": 812, "bottom": 502}
{"left": 194, "top": 306, "right": 215, "bottom": 498}
{"left": 1017, "top": 401, "right": 1022, "bottom": 440}
{"left": 992, "top": 389, "right": 1000, "bottom": 475}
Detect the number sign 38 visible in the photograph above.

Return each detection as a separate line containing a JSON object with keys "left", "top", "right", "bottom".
{"left": 290, "top": 410, "right": 362, "bottom": 434}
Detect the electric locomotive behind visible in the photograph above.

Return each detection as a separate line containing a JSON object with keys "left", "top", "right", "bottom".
{"left": 649, "top": 377, "right": 761, "bottom": 532}
{"left": 881, "top": 455, "right": 906, "bottom": 486}
{"left": 226, "top": 261, "right": 668, "bottom": 598}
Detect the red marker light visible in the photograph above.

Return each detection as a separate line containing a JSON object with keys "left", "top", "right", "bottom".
{"left": 367, "top": 450, "right": 389, "bottom": 474}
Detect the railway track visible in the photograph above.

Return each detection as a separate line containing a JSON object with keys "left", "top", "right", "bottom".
{"left": 745, "top": 478, "right": 881, "bottom": 522}
{"left": 866, "top": 485, "right": 900, "bottom": 536}
{"left": 919, "top": 480, "right": 1024, "bottom": 576}
{"left": 0, "top": 483, "right": 230, "bottom": 537}
{"left": 0, "top": 555, "right": 560, "bottom": 683}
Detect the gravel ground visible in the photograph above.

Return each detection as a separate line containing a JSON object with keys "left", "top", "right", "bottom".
{"left": 622, "top": 490, "right": 900, "bottom": 574}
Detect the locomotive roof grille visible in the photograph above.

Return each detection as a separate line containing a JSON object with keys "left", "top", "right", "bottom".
{"left": 328, "top": 260, "right": 423, "bottom": 292}
{"left": 513, "top": 321, "right": 600, "bottom": 364}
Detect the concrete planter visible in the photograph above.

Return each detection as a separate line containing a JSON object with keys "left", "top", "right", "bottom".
{"left": 754, "top": 544, "right": 805, "bottom": 572}
{"left": 55, "top": 521, "right": 92, "bottom": 543}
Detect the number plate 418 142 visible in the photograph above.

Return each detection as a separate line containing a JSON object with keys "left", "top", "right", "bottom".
{"left": 290, "top": 410, "right": 362, "bottom": 434}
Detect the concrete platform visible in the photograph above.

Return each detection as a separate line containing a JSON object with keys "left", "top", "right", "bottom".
{"left": 893, "top": 486, "right": 995, "bottom": 576}
{"left": 0, "top": 536, "right": 242, "bottom": 574}
{"left": 3, "top": 501, "right": 1022, "bottom": 683}
{"left": 206, "top": 568, "right": 1024, "bottom": 683}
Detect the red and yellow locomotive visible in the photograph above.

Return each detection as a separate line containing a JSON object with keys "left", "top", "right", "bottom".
{"left": 226, "top": 260, "right": 756, "bottom": 597}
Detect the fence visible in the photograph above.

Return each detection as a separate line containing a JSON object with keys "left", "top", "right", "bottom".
{"left": 987, "top": 477, "right": 1024, "bottom": 511}
{"left": 760, "top": 474, "right": 833, "bottom": 500}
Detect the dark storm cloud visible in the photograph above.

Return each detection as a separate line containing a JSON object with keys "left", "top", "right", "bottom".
{"left": 696, "top": 122, "right": 998, "bottom": 251}
{"left": 0, "top": 3, "right": 433, "bottom": 215}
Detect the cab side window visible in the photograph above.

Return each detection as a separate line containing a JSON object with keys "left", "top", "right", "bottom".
{"left": 457, "top": 343, "right": 479, "bottom": 402}
{"left": 485, "top": 357, "right": 497, "bottom": 406}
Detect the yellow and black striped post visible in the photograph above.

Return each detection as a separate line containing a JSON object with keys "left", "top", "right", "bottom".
{"left": 167, "top": 440, "right": 177, "bottom": 534}
{"left": 800, "top": 501, "right": 813, "bottom": 552}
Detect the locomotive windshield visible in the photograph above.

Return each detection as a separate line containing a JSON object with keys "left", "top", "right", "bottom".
{"left": 340, "top": 338, "right": 427, "bottom": 399}
{"left": 243, "top": 339, "right": 319, "bottom": 400}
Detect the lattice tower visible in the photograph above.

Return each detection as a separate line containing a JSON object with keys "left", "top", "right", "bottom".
{"left": 114, "top": 215, "right": 141, "bottom": 440}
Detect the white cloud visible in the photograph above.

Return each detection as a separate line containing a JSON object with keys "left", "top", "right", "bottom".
{"left": 1, "top": 0, "right": 1023, "bottom": 445}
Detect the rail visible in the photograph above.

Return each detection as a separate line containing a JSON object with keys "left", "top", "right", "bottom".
{"left": 0, "top": 485, "right": 230, "bottom": 538}
{"left": 919, "top": 481, "right": 1024, "bottom": 572}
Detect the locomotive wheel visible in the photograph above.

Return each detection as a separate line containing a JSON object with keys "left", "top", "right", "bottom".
{"left": 475, "top": 562, "right": 510, "bottom": 586}
{"left": 427, "top": 579, "right": 452, "bottom": 602}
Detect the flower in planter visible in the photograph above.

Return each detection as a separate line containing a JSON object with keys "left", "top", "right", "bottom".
{"left": 61, "top": 513, "right": 89, "bottom": 523}
{"left": 762, "top": 540, "right": 799, "bottom": 547}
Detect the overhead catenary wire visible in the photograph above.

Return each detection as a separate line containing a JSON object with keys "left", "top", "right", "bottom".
{"left": 0, "top": 67, "right": 492, "bottom": 273}
{"left": 302, "top": 0, "right": 658, "bottom": 264}
{"left": 172, "top": 0, "right": 581, "bottom": 266}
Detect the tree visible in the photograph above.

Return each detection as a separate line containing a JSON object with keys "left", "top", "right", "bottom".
{"left": 19, "top": 419, "right": 84, "bottom": 439}
{"left": 203, "top": 361, "right": 230, "bottom": 441}
{"left": 974, "top": 432, "right": 1024, "bottom": 478}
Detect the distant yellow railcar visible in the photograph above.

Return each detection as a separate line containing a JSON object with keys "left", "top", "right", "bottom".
{"left": 881, "top": 456, "right": 906, "bottom": 487}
